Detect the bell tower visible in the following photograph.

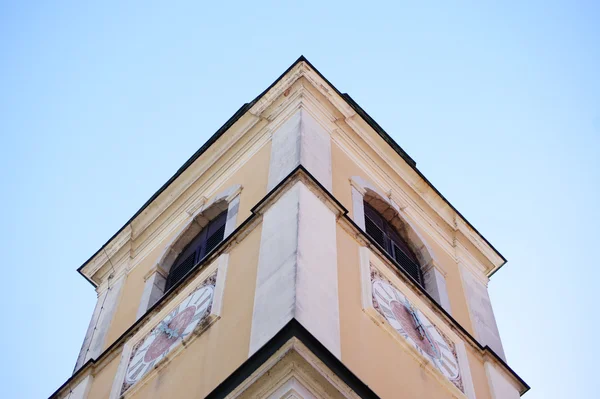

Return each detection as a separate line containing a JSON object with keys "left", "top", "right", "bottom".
{"left": 51, "top": 57, "right": 528, "bottom": 399}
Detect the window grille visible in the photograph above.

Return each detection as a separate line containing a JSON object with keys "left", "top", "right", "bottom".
{"left": 165, "top": 210, "right": 227, "bottom": 290}
{"left": 364, "top": 202, "right": 423, "bottom": 285}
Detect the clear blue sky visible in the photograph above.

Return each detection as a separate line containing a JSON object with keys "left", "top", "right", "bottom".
{"left": 1, "top": 2, "right": 598, "bottom": 398}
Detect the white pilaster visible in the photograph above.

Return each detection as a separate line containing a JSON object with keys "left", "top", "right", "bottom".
{"left": 74, "top": 274, "right": 125, "bottom": 371}
{"left": 267, "top": 109, "right": 332, "bottom": 192}
{"left": 461, "top": 266, "right": 506, "bottom": 360}
{"left": 485, "top": 361, "right": 521, "bottom": 399}
{"left": 61, "top": 375, "right": 93, "bottom": 399}
{"left": 249, "top": 181, "right": 340, "bottom": 358}
{"left": 249, "top": 186, "right": 299, "bottom": 353}
{"left": 296, "top": 183, "right": 340, "bottom": 356}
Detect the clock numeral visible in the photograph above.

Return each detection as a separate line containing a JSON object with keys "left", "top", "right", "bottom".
{"left": 193, "top": 290, "right": 210, "bottom": 305}
{"left": 374, "top": 290, "right": 391, "bottom": 305}
{"left": 441, "top": 359, "right": 458, "bottom": 376}
{"left": 191, "top": 310, "right": 207, "bottom": 323}
{"left": 381, "top": 284, "right": 396, "bottom": 299}
{"left": 183, "top": 293, "right": 196, "bottom": 309}
{"left": 195, "top": 294, "right": 211, "bottom": 310}
{"left": 441, "top": 353, "right": 457, "bottom": 368}
{"left": 379, "top": 305, "right": 395, "bottom": 319}
{"left": 128, "top": 357, "right": 144, "bottom": 371}
{"left": 128, "top": 364, "right": 146, "bottom": 381}
{"left": 434, "top": 339, "right": 450, "bottom": 351}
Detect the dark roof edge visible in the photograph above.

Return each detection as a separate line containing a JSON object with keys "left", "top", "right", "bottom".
{"left": 342, "top": 92, "right": 507, "bottom": 267}
{"left": 76, "top": 56, "right": 310, "bottom": 284}
{"left": 76, "top": 101, "right": 252, "bottom": 283}
{"left": 77, "top": 55, "right": 505, "bottom": 285}
{"left": 298, "top": 57, "right": 506, "bottom": 269}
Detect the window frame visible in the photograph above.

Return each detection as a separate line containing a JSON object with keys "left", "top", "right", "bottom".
{"left": 363, "top": 201, "right": 423, "bottom": 285}
{"left": 350, "top": 175, "right": 452, "bottom": 314}
{"left": 135, "top": 184, "right": 242, "bottom": 320}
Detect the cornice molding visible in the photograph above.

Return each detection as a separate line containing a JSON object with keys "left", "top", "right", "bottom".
{"left": 84, "top": 226, "right": 132, "bottom": 286}
{"left": 455, "top": 217, "right": 504, "bottom": 274}
{"left": 78, "top": 57, "right": 505, "bottom": 289}
{"left": 130, "top": 113, "right": 262, "bottom": 239}
{"left": 80, "top": 121, "right": 269, "bottom": 286}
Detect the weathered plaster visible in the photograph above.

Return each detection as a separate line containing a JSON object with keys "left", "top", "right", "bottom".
{"left": 267, "top": 109, "right": 332, "bottom": 192}
{"left": 135, "top": 268, "right": 167, "bottom": 320}
{"left": 461, "top": 266, "right": 506, "bottom": 360}
{"left": 485, "top": 361, "right": 521, "bottom": 399}
{"left": 74, "top": 274, "right": 126, "bottom": 372}
{"left": 249, "top": 181, "right": 340, "bottom": 358}
{"left": 422, "top": 265, "right": 452, "bottom": 314}
{"left": 58, "top": 375, "right": 93, "bottom": 399}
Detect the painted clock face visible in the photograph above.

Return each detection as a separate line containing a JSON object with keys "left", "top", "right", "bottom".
{"left": 372, "top": 279, "right": 461, "bottom": 383}
{"left": 123, "top": 284, "right": 214, "bottom": 387}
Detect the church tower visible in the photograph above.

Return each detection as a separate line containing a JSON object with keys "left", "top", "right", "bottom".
{"left": 51, "top": 57, "right": 529, "bottom": 399}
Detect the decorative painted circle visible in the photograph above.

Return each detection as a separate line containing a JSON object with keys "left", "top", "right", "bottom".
{"left": 413, "top": 308, "right": 461, "bottom": 381}
{"left": 144, "top": 307, "right": 195, "bottom": 362}
{"left": 372, "top": 279, "right": 461, "bottom": 385}
{"left": 124, "top": 285, "right": 214, "bottom": 386}
{"left": 389, "top": 299, "right": 438, "bottom": 358}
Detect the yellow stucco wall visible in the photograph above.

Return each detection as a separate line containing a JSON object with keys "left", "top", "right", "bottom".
{"left": 467, "top": 351, "right": 493, "bottom": 399}
{"left": 87, "top": 356, "right": 119, "bottom": 399}
{"left": 64, "top": 72, "right": 515, "bottom": 398}
{"left": 78, "top": 138, "right": 498, "bottom": 399}
{"left": 102, "top": 141, "right": 271, "bottom": 352}
{"left": 128, "top": 224, "right": 262, "bottom": 399}
{"left": 337, "top": 223, "right": 456, "bottom": 398}
{"left": 330, "top": 140, "right": 500, "bottom": 398}
{"left": 331, "top": 141, "right": 475, "bottom": 335}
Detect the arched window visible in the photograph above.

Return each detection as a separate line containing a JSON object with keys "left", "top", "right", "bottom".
{"left": 165, "top": 210, "right": 227, "bottom": 290}
{"left": 364, "top": 201, "right": 423, "bottom": 285}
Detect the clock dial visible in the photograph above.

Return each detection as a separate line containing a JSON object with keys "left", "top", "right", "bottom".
{"left": 372, "top": 279, "right": 461, "bottom": 386}
{"left": 414, "top": 308, "right": 460, "bottom": 381}
{"left": 123, "top": 284, "right": 214, "bottom": 388}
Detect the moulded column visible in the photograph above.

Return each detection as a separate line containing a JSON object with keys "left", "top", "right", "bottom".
{"left": 461, "top": 266, "right": 506, "bottom": 360}
{"left": 74, "top": 274, "right": 125, "bottom": 372}
{"left": 249, "top": 181, "right": 340, "bottom": 358}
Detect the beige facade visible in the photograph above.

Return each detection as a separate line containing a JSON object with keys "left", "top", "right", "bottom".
{"left": 51, "top": 57, "right": 528, "bottom": 399}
